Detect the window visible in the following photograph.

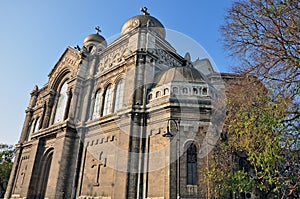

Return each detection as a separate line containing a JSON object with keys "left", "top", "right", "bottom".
{"left": 34, "top": 118, "right": 40, "bottom": 133}
{"left": 193, "top": 88, "right": 198, "bottom": 95}
{"left": 164, "top": 88, "right": 169, "bottom": 95}
{"left": 54, "top": 81, "right": 68, "bottom": 124}
{"left": 202, "top": 87, "right": 208, "bottom": 96}
{"left": 35, "top": 149, "right": 53, "bottom": 198}
{"left": 92, "top": 90, "right": 101, "bottom": 119}
{"left": 187, "top": 143, "right": 198, "bottom": 185}
{"left": 102, "top": 85, "right": 112, "bottom": 116}
{"left": 182, "top": 87, "right": 188, "bottom": 94}
{"left": 156, "top": 91, "right": 161, "bottom": 98}
{"left": 27, "top": 120, "right": 35, "bottom": 141}
{"left": 173, "top": 87, "right": 178, "bottom": 94}
{"left": 114, "top": 79, "right": 124, "bottom": 113}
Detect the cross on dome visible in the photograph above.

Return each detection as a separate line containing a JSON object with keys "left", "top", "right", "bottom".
{"left": 140, "top": 7, "right": 150, "bottom": 15}
{"left": 95, "top": 26, "right": 101, "bottom": 34}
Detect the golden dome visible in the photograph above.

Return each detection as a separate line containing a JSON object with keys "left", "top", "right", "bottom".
{"left": 156, "top": 66, "right": 206, "bottom": 86}
{"left": 121, "top": 14, "right": 166, "bottom": 38}
{"left": 84, "top": 33, "right": 107, "bottom": 46}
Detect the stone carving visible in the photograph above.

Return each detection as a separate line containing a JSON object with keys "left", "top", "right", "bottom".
{"left": 153, "top": 49, "right": 181, "bottom": 67}
{"left": 91, "top": 152, "right": 106, "bottom": 186}
{"left": 98, "top": 44, "right": 129, "bottom": 73}
{"left": 20, "top": 165, "right": 27, "bottom": 185}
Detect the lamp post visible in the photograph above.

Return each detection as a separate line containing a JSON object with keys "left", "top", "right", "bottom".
{"left": 162, "top": 119, "right": 180, "bottom": 199}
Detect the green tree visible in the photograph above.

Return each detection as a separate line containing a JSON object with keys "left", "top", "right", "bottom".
{"left": 207, "top": 79, "right": 299, "bottom": 198}
{"left": 0, "top": 144, "right": 15, "bottom": 198}
{"left": 214, "top": 0, "right": 300, "bottom": 197}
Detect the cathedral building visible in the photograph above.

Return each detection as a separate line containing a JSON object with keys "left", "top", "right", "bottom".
{"left": 5, "top": 8, "right": 231, "bottom": 199}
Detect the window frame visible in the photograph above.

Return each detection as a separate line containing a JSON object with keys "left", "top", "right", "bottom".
{"left": 102, "top": 84, "right": 112, "bottom": 116}
{"left": 113, "top": 79, "right": 125, "bottom": 113}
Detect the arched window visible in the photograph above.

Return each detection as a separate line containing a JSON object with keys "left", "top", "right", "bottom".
{"left": 173, "top": 87, "right": 178, "bottom": 94}
{"left": 193, "top": 88, "right": 198, "bottom": 95}
{"left": 27, "top": 119, "right": 35, "bottom": 141}
{"left": 34, "top": 118, "right": 40, "bottom": 133}
{"left": 182, "top": 87, "right": 188, "bottom": 94}
{"left": 187, "top": 143, "right": 198, "bottom": 185}
{"left": 102, "top": 85, "right": 112, "bottom": 116}
{"left": 54, "top": 81, "right": 68, "bottom": 124}
{"left": 202, "top": 87, "right": 208, "bottom": 96}
{"left": 156, "top": 91, "right": 161, "bottom": 98}
{"left": 164, "top": 88, "right": 169, "bottom": 95}
{"left": 114, "top": 79, "right": 124, "bottom": 113}
{"left": 92, "top": 90, "right": 101, "bottom": 119}
{"left": 35, "top": 149, "right": 53, "bottom": 198}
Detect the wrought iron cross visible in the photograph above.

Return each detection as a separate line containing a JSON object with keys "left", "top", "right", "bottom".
{"left": 95, "top": 26, "right": 101, "bottom": 34}
{"left": 140, "top": 7, "right": 149, "bottom": 15}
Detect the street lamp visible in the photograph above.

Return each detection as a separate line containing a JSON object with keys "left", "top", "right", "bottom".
{"left": 162, "top": 119, "right": 180, "bottom": 199}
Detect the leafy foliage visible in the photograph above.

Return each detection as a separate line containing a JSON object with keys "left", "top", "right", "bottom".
{"left": 212, "top": 0, "right": 300, "bottom": 197}
{"left": 221, "top": 0, "right": 300, "bottom": 132}
{"left": 207, "top": 79, "right": 299, "bottom": 198}
{"left": 0, "top": 144, "right": 15, "bottom": 198}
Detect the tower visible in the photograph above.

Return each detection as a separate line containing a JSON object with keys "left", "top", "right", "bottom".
{"left": 5, "top": 8, "right": 225, "bottom": 199}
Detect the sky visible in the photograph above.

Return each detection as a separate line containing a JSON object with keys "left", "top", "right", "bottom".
{"left": 0, "top": 0, "right": 235, "bottom": 145}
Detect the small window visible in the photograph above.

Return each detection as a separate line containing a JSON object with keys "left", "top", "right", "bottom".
{"left": 182, "top": 87, "right": 188, "bottom": 94}
{"left": 27, "top": 120, "right": 35, "bottom": 141}
{"left": 156, "top": 91, "right": 161, "bottom": 98}
{"left": 202, "top": 87, "right": 208, "bottom": 95}
{"left": 34, "top": 118, "right": 40, "bottom": 133}
{"left": 164, "top": 88, "right": 169, "bottom": 95}
{"left": 173, "top": 87, "right": 178, "bottom": 94}
{"left": 193, "top": 88, "right": 198, "bottom": 95}
{"left": 148, "top": 93, "right": 153, "bottom": 100}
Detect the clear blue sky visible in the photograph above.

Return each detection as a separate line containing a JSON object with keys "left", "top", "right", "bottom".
{"left": 0, "top": 0, "right": 235, "bottom": 145}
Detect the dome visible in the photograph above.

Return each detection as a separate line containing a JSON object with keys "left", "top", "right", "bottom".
{"left": 84, "top": 33, "right": 107, "bottom": 47}
{"left": 156, "top": 66, "right": 206, "bottom": 86}
{"left": 121, "top": 14, "right": 166, "bottom": 38}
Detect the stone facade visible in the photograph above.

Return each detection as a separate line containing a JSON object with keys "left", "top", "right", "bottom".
{"left": 5, "top": 10, "right": 230, "bottom": 199}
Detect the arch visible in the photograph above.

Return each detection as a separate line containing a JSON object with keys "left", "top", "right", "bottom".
{"left": 113, "top": 79, "right": 125, "bottom": 113}
{"left": 102, "top": 84, "right": 112, "bottom": 116}
{"left": 50, "top": 68, "right": 71, "bottom": 91}
{"left": 92, "top": 89, "right": 101, "bottom": 119}
{"left": 183, "top": 139, "right": 200, "bottom": 151}
{"left": 35, "top": 148, "right": 54, "bottom": 199}
{"left": 53, "top": 81, "right": 68, "bottom": 124}
{"left": 186, "top": 143, "right": 198, "bottom": 185}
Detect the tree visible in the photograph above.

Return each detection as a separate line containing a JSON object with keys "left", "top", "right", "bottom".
{"left": 221, "top": 0, "right": 300, "bottom": 126}
{"left": 0, "top": 144, "right": 15, "bottom": 198}
{"left": 213, "top": 0, "right": 300, "bottom": 197}
{"left": 207, "top": 78, "right": 299, "bottom": 198}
